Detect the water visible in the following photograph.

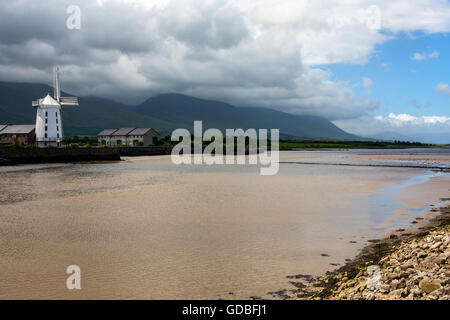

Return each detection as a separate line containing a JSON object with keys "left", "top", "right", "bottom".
{"left": 0, "top": 150, "right": 449, "bottom": 299}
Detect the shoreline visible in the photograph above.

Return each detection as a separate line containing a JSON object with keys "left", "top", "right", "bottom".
{"left": 287, "top": 203, "right": 450, "bottom": 300}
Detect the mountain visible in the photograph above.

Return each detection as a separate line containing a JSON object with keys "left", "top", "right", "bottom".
{"left": 0, "top": 82, "right": 360, "bottom": 140}
{"left": 128, "top": 93, "right": 360, "bottom": 140}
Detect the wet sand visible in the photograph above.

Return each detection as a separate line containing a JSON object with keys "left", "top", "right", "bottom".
{"left": 347, "top": 154, "right": 450, "bottom": 165}
{"left": 0, "top": 152, "right": 449, "bottom": 299}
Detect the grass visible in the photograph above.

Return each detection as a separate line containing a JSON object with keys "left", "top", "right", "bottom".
{"left": 278, "top": 140, "right": 436, "bottom": 150}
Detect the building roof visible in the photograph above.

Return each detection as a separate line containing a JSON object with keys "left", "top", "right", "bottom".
{"left": 98, "top": 128, "right": 160, "bottom": 137}
{"left": 40, "top": 94, "right": 60, "bottom": 106}
{"left": 97, "top": 129, "right": 119, "bottom": 136}
{"left": 128, "top": 128, "right": 153, "bottom": 136}
{"left": 111, "top": 128, "right": 136, "bottom": 136}
{"left": 0, "top": 125, "right": 7, "bottom": 133}
{"left": 0, "top": 124, "right": 35, "bottom": 134}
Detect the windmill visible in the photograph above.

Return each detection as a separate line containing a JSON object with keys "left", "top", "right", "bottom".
{"left": 32, "top": 67, "right": 79, "bottom": 147}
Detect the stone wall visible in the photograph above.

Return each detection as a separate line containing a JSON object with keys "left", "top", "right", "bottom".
{"left": 0, "top": 146, "right": 173, "bottom": 165}
{"left": 0, "top": 147, "right": 121, "bottom": 164}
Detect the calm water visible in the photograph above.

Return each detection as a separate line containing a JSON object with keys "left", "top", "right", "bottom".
{"left": 0, "top": 150, "right": 449, "bottom": 299}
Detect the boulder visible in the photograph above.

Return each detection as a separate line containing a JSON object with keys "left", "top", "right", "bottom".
{"left": 419, "top": 280, "right": 442, "bottom": 294}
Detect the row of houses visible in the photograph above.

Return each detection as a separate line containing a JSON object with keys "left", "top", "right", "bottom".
{"left": 0, "top": 124, "right": 160, "bottom": 147}
{"left": 97, "top": 128, "right": 160, "bottom": 147}
{"left": 0, "top": 125, "right": 36, "bottom": 145}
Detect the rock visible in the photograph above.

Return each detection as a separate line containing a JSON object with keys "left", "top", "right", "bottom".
{"left": 430, "top": 242, "right": 442, "bottom": 251}
{"left": 389, "top": 289, "right": 403, "bottom": 299}
{"left": 380, "top": 284, "right": 390, "bottom": 293}
{"left": 419, "top": 280, "right": 442, "bottom": 294}
{"left": 410, "top": 287, "right": 421, "bottom": 297}
{"left": 433, "top": 256, "right": 446, "bottom": 265}
{"left": 366, "top": 292, "right": 376, "bottom": 300}
{"left": 417, "top": 251, "right": 427, "bottom": 259}
{"left": 400, "top": 261, "right": 415, "bottom": 270}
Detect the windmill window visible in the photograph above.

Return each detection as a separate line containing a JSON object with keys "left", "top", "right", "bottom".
{"left": 56, "top": 118, "right": 58, "bottom": 124}
{"left": 45, "top": 111, "right": 48, "bottom": 117}
{"left": 57, "top": 126, "right": 59, "bottom": 131}
{"left": 45, "top": 133, "right": 47, "bottom": 138}
{"left": 57, "top": 133, "right": 60, "bottom": 138}
{"left": 45, "top": 126, "right": 48, "bottom": 131}
{"left": 45, "top": 119, "right": 48, "bottom": 124}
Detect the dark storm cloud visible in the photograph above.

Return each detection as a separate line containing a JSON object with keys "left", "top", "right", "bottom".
{"left": 0, "top": 0, "right": 447, "bottom": 120}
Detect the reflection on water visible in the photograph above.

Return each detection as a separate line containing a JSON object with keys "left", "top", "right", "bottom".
{"left": 0, "top": 150, "right": 449, "bottom": 299}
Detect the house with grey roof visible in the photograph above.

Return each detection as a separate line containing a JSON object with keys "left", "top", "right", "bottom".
{"left": 97, "top": 128, "right": 160, "bottom": 147}
{"left": 97, "top": 129, "right": 118, "bottom": 147}
{"left": 0, "top": 124, "right": 36, "bottom": 145}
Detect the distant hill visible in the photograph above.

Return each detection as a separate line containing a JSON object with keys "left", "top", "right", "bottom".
{"left": 128, "top": 93, "right": 360, "bottom": 140}
{"left": 0, "top": 82, "right": 360, "bottom": 140}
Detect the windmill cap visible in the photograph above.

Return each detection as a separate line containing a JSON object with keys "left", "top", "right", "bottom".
{"left": 41, "top": 94, "right": 60, "bottom": 106}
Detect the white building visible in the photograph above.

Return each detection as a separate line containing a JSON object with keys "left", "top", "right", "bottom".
{"left": 32, "top": 67, "right": 78, "bottom": 147}
{"left": 34, "top": 94, "right": 63, "bottom": 147}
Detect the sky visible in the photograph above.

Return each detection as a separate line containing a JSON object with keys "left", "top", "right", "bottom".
{"left": 0, "top": 0, "right": 449, "bottom": 142}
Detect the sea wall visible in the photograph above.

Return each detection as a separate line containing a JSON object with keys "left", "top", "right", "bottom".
{"left": 115, "top": 146, "right": 173, "bottom": 156}
{"left": 0, "top": 146, "right": 174, "bottom": 165}
{"left": 0, "top": 147, "right": 121, "bottom": 164}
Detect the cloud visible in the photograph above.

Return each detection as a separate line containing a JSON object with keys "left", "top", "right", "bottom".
{"left": 411, "top": 50, "right": 439, "bottom": 61}
{"left": 335, "top": 113, "right": 450, "bottom": 143}
{"left": 0, "top": 0, "right": 449, "bottom": 120}
{"left": 436, "top": 83, "right": 450, "bottom": 96}
{"left": 363, "top": 77, "right": 373, "bottom": 87}
{"left": 375, "top": 113, "right": 450, "bottom": 126}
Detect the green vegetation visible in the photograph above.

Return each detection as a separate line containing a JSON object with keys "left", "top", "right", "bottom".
{"left": 278, "top": 140, "right": 435, "bottom": 150}
{"left": 156, "top": 135, "right": 436, "bottom": 151}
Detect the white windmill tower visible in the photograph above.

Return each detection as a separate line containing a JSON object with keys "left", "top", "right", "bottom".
{"left": 32, "top": 67, "right": 79, "bottom": 147}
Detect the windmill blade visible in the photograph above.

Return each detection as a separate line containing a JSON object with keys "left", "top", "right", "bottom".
{"left": 60, "top": 97, "right": 79, "bottom": 106}
{"left": 53, "top": 66, "right": 60, "bottom": 102}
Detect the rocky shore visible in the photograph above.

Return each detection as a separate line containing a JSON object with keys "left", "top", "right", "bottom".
{"left": 289, "top": 204, "right": 450, "bottom": 300}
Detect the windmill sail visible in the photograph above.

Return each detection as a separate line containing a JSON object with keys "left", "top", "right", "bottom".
{"left": 53, "top": 66, "right": 60, "bottom": 101}
{"left": 53, "top": 67, "right": 79, "bottom": 106}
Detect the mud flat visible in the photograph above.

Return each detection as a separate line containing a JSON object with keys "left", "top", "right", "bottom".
{"left": 289, "top": 205, "right": 450, "bottom": 300}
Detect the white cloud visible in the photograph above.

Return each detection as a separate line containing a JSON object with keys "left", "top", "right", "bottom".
{"left": 411, "top": 50, "right": 439, "bottom": 61}
{"left": 335, "top": 113, "right": 450, "bottom": 143}
{"left": 375, "top": 113, "right": 450, "bottom": 126}
{"left": 436, "top": 83, "right": 450, "bottom": 96}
